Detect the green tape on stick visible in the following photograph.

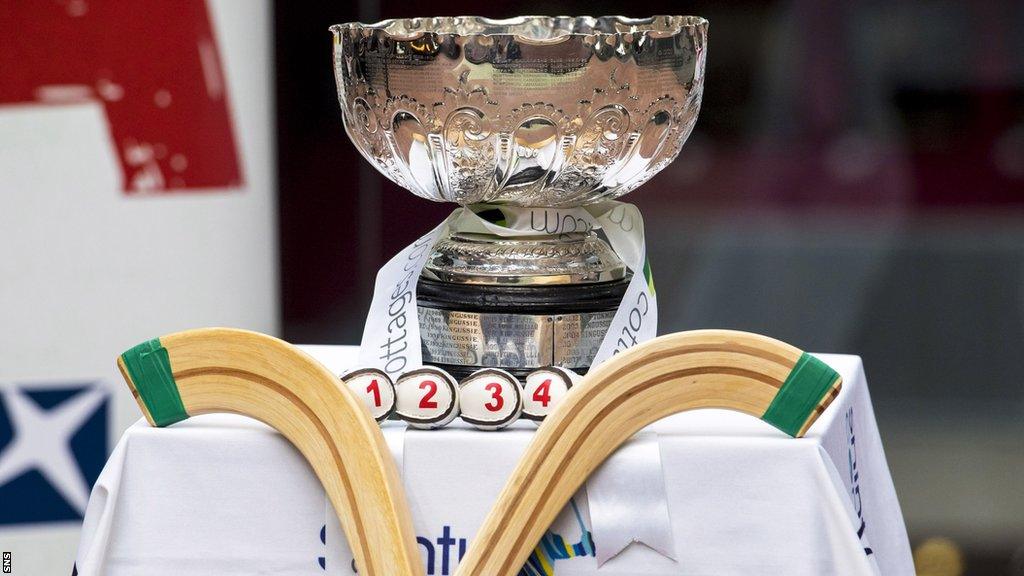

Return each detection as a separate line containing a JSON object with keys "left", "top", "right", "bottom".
{"left": 120, "top": 338, "right": 188, "bottom": 427}
{"left": 761, "top": 352, "right": 839, "bottom": 436}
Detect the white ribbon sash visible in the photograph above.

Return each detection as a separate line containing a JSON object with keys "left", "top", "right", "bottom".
{"left": 358, "top": 201, "right": 657, "bottom": 377}
{"left": 586, "top": 432, "right": 677, "bottom": 565}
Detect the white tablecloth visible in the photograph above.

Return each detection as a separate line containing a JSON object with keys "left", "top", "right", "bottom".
{"left": 74, "top": 346, "right": 913, "bottom": 575}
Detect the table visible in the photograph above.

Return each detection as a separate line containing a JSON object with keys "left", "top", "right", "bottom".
{"left": 73, "top": 346, "right": 913, "bottom": 575}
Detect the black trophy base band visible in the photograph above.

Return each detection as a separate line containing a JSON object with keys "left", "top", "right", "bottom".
{"left": 416, "top": 276, "right": 629, "bottom": 379}
{"left": 416, "top": 276, "right": 630, "bottom": 314}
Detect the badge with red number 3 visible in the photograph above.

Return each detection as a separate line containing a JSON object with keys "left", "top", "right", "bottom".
{"left": 521, "top": 366, "right": 577, "bottom": 422}
{"left": 459, "top": 368, "right": 523, "bottom": 430}
{"left": 395, "top": 367, "right": 460, "bottom": 429}
{"left": 340, "top": 368, "right": 396, "bottom": 422}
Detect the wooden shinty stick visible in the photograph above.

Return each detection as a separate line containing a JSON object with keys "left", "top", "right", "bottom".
{"left": 116, "top": 327, "right": 422, "bottom": 576}
{"left": 454, "top": 329, "right": 842, "bottom": 576}
{"left": 117, "top": 328, "right": 840, "bottom": 576}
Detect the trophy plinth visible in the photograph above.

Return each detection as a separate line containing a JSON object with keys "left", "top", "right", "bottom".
{"left": 333, "top": 15, "right": 707, "bottom": 377}
{"left": 417, "top": 231, "right": 630, "bottom": 379}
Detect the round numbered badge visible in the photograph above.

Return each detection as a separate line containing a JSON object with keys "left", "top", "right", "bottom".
{"left": 340, "top": 368, "right": 396, "bottom": 423}
{"left": 459, "top": 368, "right": 523, "bottom": 431}
{"left": 395, "top": 367, "right": 460, "bottom": 429}
{"left": 521, "top": 366, "right": 577, "bottom": 421}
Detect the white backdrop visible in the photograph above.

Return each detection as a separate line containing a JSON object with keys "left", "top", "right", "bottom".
{"left": 0, "top": 1, "right": 276, "bottom": 574}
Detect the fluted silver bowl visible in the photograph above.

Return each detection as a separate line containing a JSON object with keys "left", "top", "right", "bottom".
{"left": 332, "top": 15, "right": 707, "bottom": 207}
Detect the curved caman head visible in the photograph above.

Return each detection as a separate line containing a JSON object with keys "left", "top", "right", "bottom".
{"left": 455, "top": 329, "right": 842, "bottom": 576}
{"left": 117, "top": 327, "right": 423, "bottom": 576}
{"left": 117, "top": 327, "right": 840, "bottom": 576}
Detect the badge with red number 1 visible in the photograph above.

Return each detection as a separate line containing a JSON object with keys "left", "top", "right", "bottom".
{"left": 340, "top": 368, "right": 396, "bottom": 422}
{"left": 395, "top": 367, "right": 460, "bottom": 429}
{"left": 459, "top": 368, "right": 523, "bottom": 430}
{"left": 521, "top": 367, "right": 578, "bottom": 422}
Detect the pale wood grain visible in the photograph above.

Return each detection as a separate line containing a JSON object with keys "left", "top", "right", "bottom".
{"left": 117, "top": 327, "right": 840, "bottom": 576}
{"left": 455, "top": 329, "right": 842, "bottom": 576}
{"left": 117, "top": 327, "right": 422, "bottom": 576}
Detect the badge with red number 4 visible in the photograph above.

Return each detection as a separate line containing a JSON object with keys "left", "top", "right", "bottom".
{"left": 395, "top": 367, "right": 460, "bottom": 429}
{"left": 340, "top": 368, "right": 396, "bottom": 422}
{"left": 459, "top": 368, "right": 523, "bottom": 430}
{"left": 521, "top": 367, "right": 577, "bottom": 422}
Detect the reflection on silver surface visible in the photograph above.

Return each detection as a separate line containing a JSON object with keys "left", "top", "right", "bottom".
{"left": 332, "top": 15, "right": 707, "bottom": 207}
{"left": 418, "top": 306, "right": 614, "bottom": 369}
{"left": 334, "top": 15, "right": 702, "bottom": 375}
{"left": 422, "top": 231, "right": 627, "bottom": 285}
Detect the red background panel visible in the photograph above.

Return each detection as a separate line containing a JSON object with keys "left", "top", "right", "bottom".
{"left": 0, "top": 0, "right": 243, "bottom": 193}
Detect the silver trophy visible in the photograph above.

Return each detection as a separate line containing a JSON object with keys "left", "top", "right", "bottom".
{"left": 333, "top": 15, "right": 707, "bottom": 379}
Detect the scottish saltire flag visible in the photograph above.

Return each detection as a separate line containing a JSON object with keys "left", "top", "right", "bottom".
{"left": 0, "top": 382, "right": 109, "bottom": 525}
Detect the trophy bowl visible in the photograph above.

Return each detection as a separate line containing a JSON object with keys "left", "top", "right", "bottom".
{"left": 332, "top": 15, "right": 707, "bottom": 207}
{"left": 333, "top": 16, "right": 708, "bottom": 380}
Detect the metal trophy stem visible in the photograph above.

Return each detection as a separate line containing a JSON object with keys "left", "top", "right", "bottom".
{"left": 417, "top": 230, "right": 629, "bottom": 379}
{"left": 333, "top": 15, "right": 707, "bottom": 377}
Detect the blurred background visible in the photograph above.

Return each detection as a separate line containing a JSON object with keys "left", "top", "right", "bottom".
{"left": 2, "top": 0, "right": 1023, "bottom": 574}
{"left": 281, "top": 1, "right": 1024, "bottom": 574}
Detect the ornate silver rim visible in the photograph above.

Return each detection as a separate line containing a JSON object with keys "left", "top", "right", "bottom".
{"left": 330, "top": 15, "right": 707, "bottom": 44}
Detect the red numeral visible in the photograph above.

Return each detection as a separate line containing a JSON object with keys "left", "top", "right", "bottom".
{"left": 484, "top": 382, "right": 504, "bottom": 412}
{"left": 532, "top": 378, "right": 552, "bottom": 407}
{"left": 366, "top": 379, "right": 381, "bottom": 407}
{"left": 418, "top": 380, "right": 439, "bottom": 409}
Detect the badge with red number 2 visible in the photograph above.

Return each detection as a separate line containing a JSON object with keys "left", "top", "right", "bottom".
{"left": 395, "top": 367, "right": 460, "bottom": 429}
{"left": 340, "top": 368, "right": 396, "bottom": 422}
{"left": 459, "top": 368, "right": 523, "bottom": 431}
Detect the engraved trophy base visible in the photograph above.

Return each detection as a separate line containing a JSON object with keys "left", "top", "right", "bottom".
{"left": 416, "top": 230, "right": 629, "bottom": 380}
